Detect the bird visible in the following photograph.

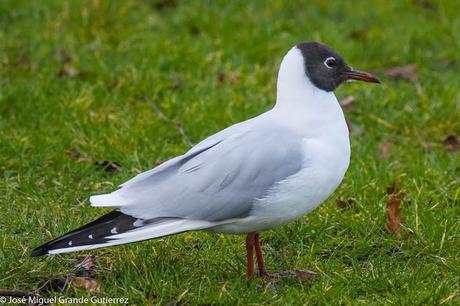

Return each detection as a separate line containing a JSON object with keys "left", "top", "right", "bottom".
{"left": 32, "top": 41, "right": 379, "bottom": 279}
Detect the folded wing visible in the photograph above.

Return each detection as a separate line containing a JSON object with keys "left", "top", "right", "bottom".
{"left": 91, "top": 123, "right": 304, "bottom": 222}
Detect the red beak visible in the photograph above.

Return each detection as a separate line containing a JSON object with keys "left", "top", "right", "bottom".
{"left": 345, "top": 69, "right": 380, "bottom": 83}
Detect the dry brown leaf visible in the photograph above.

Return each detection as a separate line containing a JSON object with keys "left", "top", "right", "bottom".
{"left": 20, "top": 256, "right": 100, "bottom": 297}
{"left": 216, "top": 72, "right": 225, "bottom": 86}
{"left": 69, "top": 277, "right": 100, "bottom": 293}
{"left": 40, "top": 274, "right": 99, "bottom": 294}
{"left": 385, "top": 195, "right": 405, "bottom": 237}
{"left": 384, "top": 64, "right": 416, "bottom": 81}
{"left": 340, "top": 95, "right": 356, "bottom": 110}
{"left": 444, "top": 135, "right": 459, "bottom": 153}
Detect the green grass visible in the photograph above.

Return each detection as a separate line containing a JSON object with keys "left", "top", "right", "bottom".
{"left": 1, "top": 0, "right": 459, "bottom": 304}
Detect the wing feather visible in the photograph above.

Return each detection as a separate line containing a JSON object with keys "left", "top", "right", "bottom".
{"left": 91, "top": 121, "right": 304, "bottom": 222}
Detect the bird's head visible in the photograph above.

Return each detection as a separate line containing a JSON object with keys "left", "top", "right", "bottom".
{"left": 296, "top": 41, "right": 380, "bottom": 92}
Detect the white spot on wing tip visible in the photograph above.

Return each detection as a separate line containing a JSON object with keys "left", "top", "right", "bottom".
{"left": 133, "top": 219, "right": 144, "bottom": 227}
{"left": 68, "top": 241, "right": 72, "bottom": 246}
{"left": 88, "top": 234, "right": 93, "bottom": 239}
{"left": 110, "top": 227, "right": 118, "bottom": 234}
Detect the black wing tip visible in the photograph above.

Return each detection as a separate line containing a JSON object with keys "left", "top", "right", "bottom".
{"left": 31, "top": 245, "right": 50, "bottom": 257}
{"left": 30, "top": 211, "right": 126, "bottom": 258}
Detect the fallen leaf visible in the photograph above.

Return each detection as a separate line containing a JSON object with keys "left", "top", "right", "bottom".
{"left": 340, "top": 95, "right": 355, "bottom": 110}
{"left": 216, "top": 72, "right": 225, "bottom": 86}
{"left": 77, "top": 70, "right": 88, "bottom": 79}
{"left": 385, "top": 195, "right": 405, "bottom": 237}
{"left": 384, "top": 64, "right": 416, "bottom": 81}
{"left": 379, "top": 140, "right": 392, "bottom": 159}
{"left": 95, "top": 160, "right": 122, "bottom": 172}
{"left": 444, "top": 135, "right": 459, "bottom": 152}
{"left": 70, "top": 277, "right": 100, "bottom": 293}
{"left": 35, "top": 255, "right": 100, "bottom": 295}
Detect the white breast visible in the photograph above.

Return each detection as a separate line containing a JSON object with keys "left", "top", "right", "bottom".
{"left": 213, "top": 134, "right": 349, "bottom": 234}
{"left": 252, "top": 135, "right": 349, "bottom": 228}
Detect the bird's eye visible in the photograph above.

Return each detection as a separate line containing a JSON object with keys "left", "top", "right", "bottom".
{"left": 324, "top": 57, "right": 336, "bottom": 69}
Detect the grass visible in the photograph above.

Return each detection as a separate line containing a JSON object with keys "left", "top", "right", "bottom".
{"left": 1, "top": 0, "right": 459, "bottom": 304}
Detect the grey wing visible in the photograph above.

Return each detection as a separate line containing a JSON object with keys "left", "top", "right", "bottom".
{"left": 90, "top": 124, "right": 304, "bottom": 222}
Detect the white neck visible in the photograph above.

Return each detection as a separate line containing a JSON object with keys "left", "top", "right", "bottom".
{"left": 271, "top": 47, "right": 347, "bottom": 138}
{"left": 274, "top": 47, "right": 331, "bottom": 109}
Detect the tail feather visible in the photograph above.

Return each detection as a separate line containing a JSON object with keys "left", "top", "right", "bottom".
{"left": 31, "top": 211, "right": 196, "bottom": 256}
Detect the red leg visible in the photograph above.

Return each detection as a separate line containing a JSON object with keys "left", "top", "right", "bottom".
{"left": 245, "top": 233, "right": 256, "bottom": 279}
{"left": 254, "top": 233, "right": 268, "bottom": 276}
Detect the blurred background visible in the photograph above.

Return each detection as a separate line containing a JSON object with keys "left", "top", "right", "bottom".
{"left": 1, "top": 0, "right": 459, "bottom": 304}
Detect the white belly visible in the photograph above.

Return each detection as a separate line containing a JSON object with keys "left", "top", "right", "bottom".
{"left": 210, "top": 136, "right": 350, "bottom": 234}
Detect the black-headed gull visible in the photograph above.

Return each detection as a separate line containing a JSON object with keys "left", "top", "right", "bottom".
{"left": 32, "top": 41, "right": 379, "bottom": 278}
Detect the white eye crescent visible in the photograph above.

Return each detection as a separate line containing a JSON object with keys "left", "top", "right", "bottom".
{"left": 324, "top": 57, "right": 336, "bottom": 69}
